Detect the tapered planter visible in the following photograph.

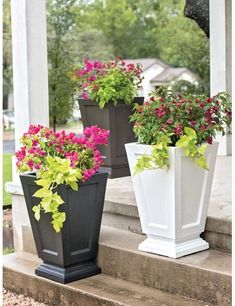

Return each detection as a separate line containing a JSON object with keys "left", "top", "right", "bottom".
{"left": 78, "top": 98, "right": 144, "bottom": 178}
{"left": 20, "top": 171, "right": 108, "bottom": 283}
{"left": 125, "top": 142, "right": 218, "bottom": 258}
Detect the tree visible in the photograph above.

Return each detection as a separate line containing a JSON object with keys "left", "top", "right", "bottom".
{"left": 74, "top": 29, "right": 114, "bottom": 62}
{"left": 3, "top": 0, "right": 12, "bottom": 110}
{"left": 47, "top": 0, "right": 78, "bottom": 130}
{"left": 158, "top": 0, "right": 210, "bottom": 95}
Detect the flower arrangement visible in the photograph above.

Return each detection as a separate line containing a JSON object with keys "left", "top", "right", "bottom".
{"left": 130, "top": 91, "right": 232, "bottom": 173}
{"left": 70, "top": 58, "right": 143, "bottom": 108}
{"left": 16, "top": 124, "right": 109, "bottom": 232}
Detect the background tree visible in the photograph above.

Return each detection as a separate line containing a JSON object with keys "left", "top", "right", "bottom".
{"left": 157, "top": 0, "right": 210, "bottom": 94}
{"left": 3, "top": 0, "right": 12, "bottom": 110}
{"left": 47, "top": 0, "right": 78, "bottom": 130}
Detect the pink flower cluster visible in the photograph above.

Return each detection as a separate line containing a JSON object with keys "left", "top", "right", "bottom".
{"left": 131, "top": 92, "right": 232, "bottom": 146}
{"left": 16, "top": 124, "right": 109, "bottom": 181}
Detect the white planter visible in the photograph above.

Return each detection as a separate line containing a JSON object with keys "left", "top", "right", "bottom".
{"left": 125, "top": 142, "right": 218, "bottom": 258}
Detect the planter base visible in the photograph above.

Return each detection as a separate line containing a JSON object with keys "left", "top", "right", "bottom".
{"left": 138, "top": 237, "right": 209, "bottom": 258}
{"left": 100, "top": 165, "right": 130, "bottom": 179}
{"left": 35, "top": 261, "right": 101, "bottom": 284}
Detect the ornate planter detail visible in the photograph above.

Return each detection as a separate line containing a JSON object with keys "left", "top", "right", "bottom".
{"left": 125, "top": 142, "right": 218, "bottom": 258}
{"left": 78, "top": 97, "right": 143, "bottom": 178}
{"left": 20, "top": 171, "right": 108, "bottom": 283}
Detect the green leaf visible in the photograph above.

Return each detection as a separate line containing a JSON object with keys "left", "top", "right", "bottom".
{"left": 40, "top": 197, "right": 53, "bottom": 213}
{"left": 69, "top": 181, "right": 78, "bottom": 191}
{"left": 53, "top": 192, "right": 64, "bottom": 205}
{"left": 175, "top": 135, "right": 189, "bottom": 148}
{"left": 32, "top": 205, "right": 41, "bottom": 221}
{"left": 35, "top": 179, "right": 51, "bottom": 189}
{"left": 33, "top": 188, "right": 52, "bottom": 198}
{"left": 52, "top": 212, "right": 66, "bottom": 233}
{"left": 197, "top": 144, "right": 207, "bottom": 155}
{"left": 184, "top": 127, "right": 197, "bottom": 139}
{"left": 196, "top": 156, "right": 209, "bottom": 170}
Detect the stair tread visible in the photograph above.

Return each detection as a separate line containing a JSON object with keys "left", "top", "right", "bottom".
{"left": 100, "top": 226, "right": 231, "bottom": 275}
{"left": 3, "top": 252, "right": 209, "bottom": 306}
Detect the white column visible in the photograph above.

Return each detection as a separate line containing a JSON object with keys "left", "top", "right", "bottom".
{"left": 209, "top": 0, "right": 232, "bottom": 155}
{"left": 11, "top": 0, "right": 49, "bottom": 151}
{"left": 6, "top": 0, "right": 49, "bottom": 252}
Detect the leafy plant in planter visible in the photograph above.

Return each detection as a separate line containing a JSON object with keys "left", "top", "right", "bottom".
{"left": 70, "top": 57, "right": 143, "bottom": 108}
{"left": 16, "top": 124, "right": 109, "bottom": 283}
{"left": 69, "top": 58, "right": 144, "bottom": 178}
{"left": 125, "top": 91, "right": 231, "bottom": 258}
{"left": 130, "top": 91, "right": 231, "bottom": 173}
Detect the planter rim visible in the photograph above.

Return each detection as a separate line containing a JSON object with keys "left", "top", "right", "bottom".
{"left": 125, "top": 141, "right": 218, "bottom": 151}
{"left": 19, "top": 171, "right": 107, "bottom": 185}
{"left": 77, "top": 97, "right": 144, "bottom": 106}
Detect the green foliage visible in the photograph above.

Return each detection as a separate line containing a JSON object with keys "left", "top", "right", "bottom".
{"left": 33, "top": 156, "right": 82, "bottom": 233}
{"left": 131, "top": 91, "right": 232, "bottom": 174}
{"left": 47, "top": 0, "right": 78, "bottom": 128}
{"left": 3, "top": 153, "right": 12, "bottom": 205}
{"left": 176, "top": 127, "right": 208, "bottom": 170}
{"left": 3, "top": 0, "right": 13, "bottom": 105}
{"left": 157, "top": 0, "right": 210, "bottom": 95}
{"left": 74, "top": 29, "right": 114, "bottom": 62}
{"left": 90, "top": 66, "right": 138, "bottom": 108}
{"left": 134, "top": 134, "right": 171, "bottom": 174}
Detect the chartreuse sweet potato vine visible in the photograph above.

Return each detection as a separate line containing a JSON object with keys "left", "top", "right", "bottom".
{"left": 16, "top": 125, "right": 109, "bottom": 232}
{"left": 130, "top": 91, "right": 231, "bottom": 174}
{"left": 33, "top": 156, "right": 83, "bottom": 233}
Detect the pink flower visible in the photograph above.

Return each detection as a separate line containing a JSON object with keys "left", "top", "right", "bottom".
{"left": 190, "top": 121, "right": 196, "bottom": 127}
{"left": 167, "top": 118, "right": 173, "bottom": 125}
{"left": 207, "top": 136, "right": 213, "bottom": 144}
{"left": 88, "top": 75, "right": 96, "bottom": 82}
{"left": 81, "top": 92, "right": 89, "bottom": 100}
{"left": 173, "top": 124, "right": 182, "bottom": 135}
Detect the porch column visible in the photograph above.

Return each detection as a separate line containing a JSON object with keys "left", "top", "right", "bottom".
{"left": 209, "top": 0, "right": 232, "bottom": 155}
{"left": 6, "top": 0, "right": 49, "bottom": 252}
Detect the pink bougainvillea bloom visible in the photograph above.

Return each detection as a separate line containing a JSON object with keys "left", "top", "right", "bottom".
{"left": 81, "top": 92, "right": 89, "bottom": 100}
{"left": 88, "top": 75, "right": 96, "bottom": 82}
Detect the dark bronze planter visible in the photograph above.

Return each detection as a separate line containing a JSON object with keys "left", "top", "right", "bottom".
{"left": 78, "top": 97, "right": 144, "bottom": 178}
{"left": 20, "top": 171, "right": 108, "bottom": 284}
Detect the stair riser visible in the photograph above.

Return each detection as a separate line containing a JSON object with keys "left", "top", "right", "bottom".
{"left": 102, "top": 211, "right": 231, "bottom": 252}
{"left": 3, "top": 268, "right": 124, "bottom": 306}
{"left": 98, "top": 244, "right": 231, "bottom": 306}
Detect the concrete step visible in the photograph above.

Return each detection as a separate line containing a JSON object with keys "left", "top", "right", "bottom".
{"left": 3, "top": 252, "right": 209, "bottom": 306}
{"left": 22, "top": 225, "right": 231, "bottom": 305}
{"left": 103, "top": 171, "right": 232, "bottom": 252}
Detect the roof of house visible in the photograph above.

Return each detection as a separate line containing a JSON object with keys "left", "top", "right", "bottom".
{"left": 124, "top": 58, "right": 197, "bottom": 83}
{"left": 124, "top": 58, "right": 169, "bottom": 71}
{"left": 151, "top": 67, "right": 197, "bottom": 84}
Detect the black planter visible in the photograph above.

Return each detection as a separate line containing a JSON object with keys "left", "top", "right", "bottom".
{"left": 78, "top": 97, "right": 144, "bottom": 178}
{"left": 20, "top": 171, "right": 108, "bottom": 284}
